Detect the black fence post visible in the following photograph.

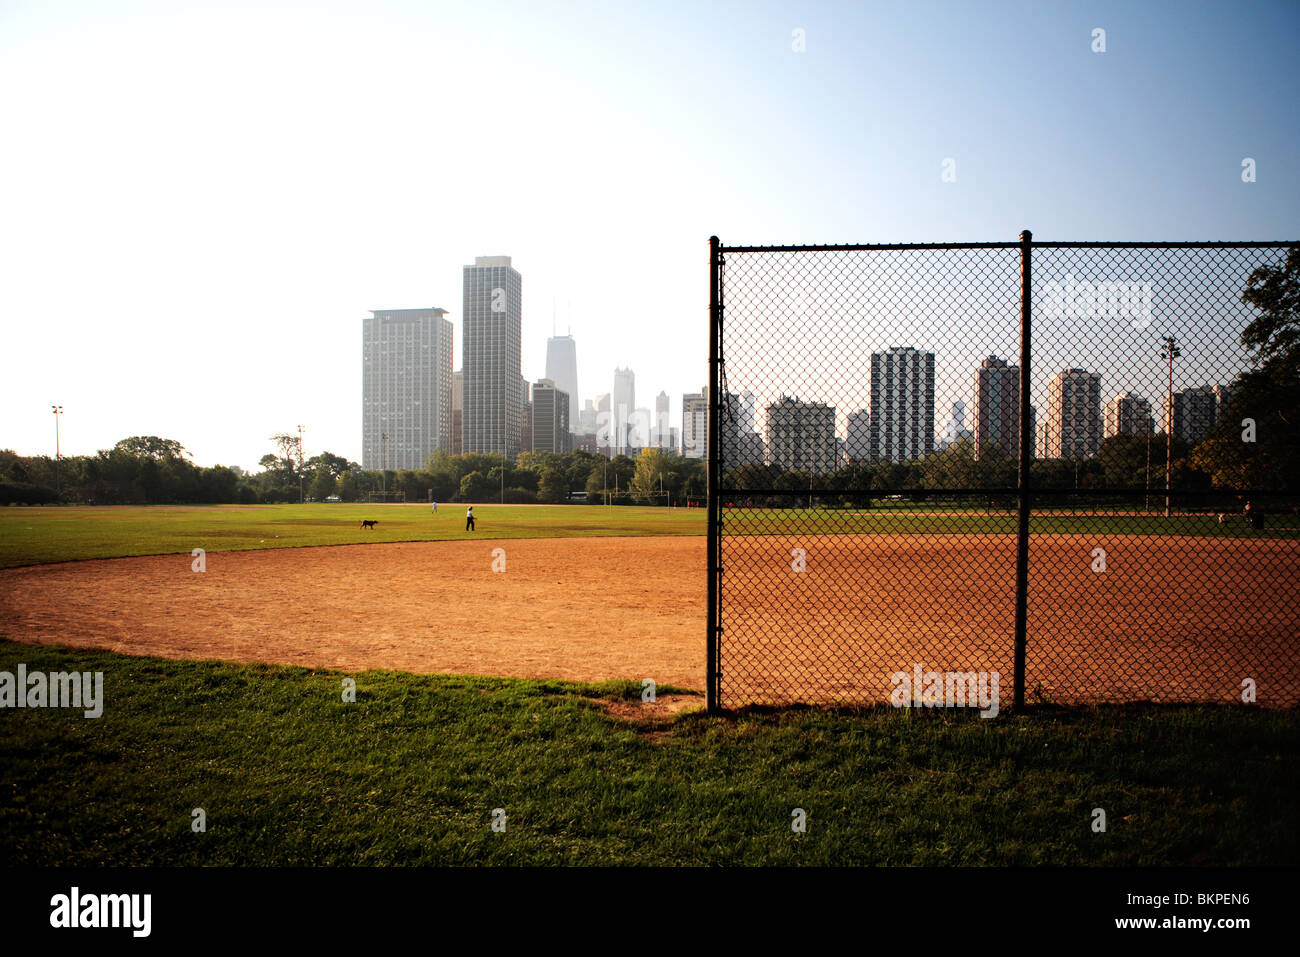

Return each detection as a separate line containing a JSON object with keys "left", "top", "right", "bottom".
{"left": 1013, "top": 229, "right": 1033, "bottom": 711}
{"left": 707, "top": 235, "right": 721, "bottom": 713}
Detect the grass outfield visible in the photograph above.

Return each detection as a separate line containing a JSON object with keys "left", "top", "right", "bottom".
{"left": 1, "top": 639, "right": 1295, "bottom": 866}
{"left": 0, "top": 503, "right": 704, "bottom": 569}
{"left": 3, "top": 502, "right": 1295, "bottom": 570}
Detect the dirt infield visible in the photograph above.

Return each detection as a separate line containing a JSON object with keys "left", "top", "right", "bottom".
{"left": 0, "top": 537, "right": 706, "bottom": 690}
{"left": 0, "top": 534, "right": 1296, "bottom": 705}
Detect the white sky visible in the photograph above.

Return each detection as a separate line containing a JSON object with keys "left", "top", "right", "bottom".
{"left": 2, "top": 0, "right": 1296, "bottom": 470}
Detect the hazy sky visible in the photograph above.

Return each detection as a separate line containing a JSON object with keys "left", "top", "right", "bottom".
{"left": 2, "top": 0, "right": 1297, "bottom": 470}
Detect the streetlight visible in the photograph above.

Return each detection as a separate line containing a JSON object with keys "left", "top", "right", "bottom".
{"left": 51, "top": 405, "right": 63, "bottom": 496}
{"left": 297, "top": 424, "right": 305, "bottom": 504}
{"left": 1161, "top": 335, "right": 1181, "bottom": 519}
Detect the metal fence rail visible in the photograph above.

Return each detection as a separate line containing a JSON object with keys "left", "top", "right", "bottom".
{"left": 707, "top": 233, "right": 1299, "bottom": 712}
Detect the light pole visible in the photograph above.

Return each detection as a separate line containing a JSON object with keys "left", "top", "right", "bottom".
{"left": 381, "top": 431, "right": 388, "bottom": 493}
{"left": 1144, "top": 421, "right": 1152, "bottom": 514}
{"left": 297, "top": 424, "right": 305, "bottom": 504}
{"left": 51, "top": 405, "right": 63, "bottom": 496}
{"left": 1161, "top": 335, "right": 1181, "bottom": 518}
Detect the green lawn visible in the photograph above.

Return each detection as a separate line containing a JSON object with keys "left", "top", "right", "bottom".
{"left": 3, "top": 502, "right": 1293, "bottom": 570}
{"left": 1, "top": 640, "right": 1294, "bottom": 866}
{"left": 0, "top": 503, "right": 705, "bottom": 569}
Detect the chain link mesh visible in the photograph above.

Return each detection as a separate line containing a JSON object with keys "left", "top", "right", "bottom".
{"left": 711, "top": 239, "right": 1299, "bottom": 709}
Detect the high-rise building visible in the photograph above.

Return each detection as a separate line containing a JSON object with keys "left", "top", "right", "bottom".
{"left": 870, "top": 346, "right": 936, "bottom": 463}
{"left": 766, "top": 396, "right": 838, "bottom": 475}
{"left": 595, "top": 393, "right": 612, "bottom": 454}
{"left": 451, "top": 369, "right": 463, "bottom": 456}
{"left": 938, "top": 401, "right": 974, "bottom": 450}
{"left": 1104, "top": 391, "right": 1154, "bottom": 438}
{"left": 629, "top": 407, "right": 652, "bottom": 452}
{"left": 462, "top": 255, "right": 523, "bottom": 460}
{"left": 361, "top": 307, "right": 453, "bottom": 471}
{"left": 653, "top": 391, "right": 672, "bottom": 448}
{"left": 1163, "top": 385, "right": 1218, "bottom": 445}
{"left": 682, "top": 389, "right": 707, "bottom": 459}
{"left": 612, "top": 367, "right": 635, "bottom": 455}
{"left": 520, "top": 378, "right": 532, "bottom": 453}
{"left": 846, "top": 409, "right": 871, "bottom": 461}
{"left": 973, "top": 356, "right": 1020, "bottom": 459}
{"left": 1042, "top": 369, "right": 1102, "bottom": 458}
{"left": 545, "top": 335, "right": 579, "bottom": 433}
{"left": 531, "top": 378, "right": 572, "bottom": 454}
{"left": 578, "top": 398, "right": 597, "bottom": 436}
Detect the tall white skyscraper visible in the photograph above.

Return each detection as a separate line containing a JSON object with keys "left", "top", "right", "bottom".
{"left": 463, "top": 256, "right": 523, "bottom": 459}
{"left": 612, "top": 367, "right": 635, "bottom": 455}
{"left": 870, "top": 346, "right": 936, "bottom": 463}
{"left": 362, "top": 307, "right": 453, "bottom": 471}
{"left": 653, "top": 391, "right": 672, "bottom": 448}
{"left": 545, "top": 334, "right": 578, "bottom": 434}
{"left": 682, "top": 389, "right": 707, "bottom": 459}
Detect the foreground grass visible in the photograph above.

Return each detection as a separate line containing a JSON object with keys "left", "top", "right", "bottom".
{"left": 0, "top": 503, "right": 705, "bottom": 569}
{"left": 1, "top": 640, "right": 1294, "bottom": 866}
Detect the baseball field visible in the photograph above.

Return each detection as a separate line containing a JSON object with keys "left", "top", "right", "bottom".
{"left": 1, "top": 503, "right": 1298, "bottom": 865}
{"left": 1, "top": 504, "right": 1296, "bottom": 706}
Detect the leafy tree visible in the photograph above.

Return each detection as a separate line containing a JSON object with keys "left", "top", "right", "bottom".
{"left": 538, "top": 467, "right": 567, "bottom": 503}
{"left": 1187, "top": 247, "right": 1300, "bottom": 491}
{"left": 1241, "top": 245, "right": 1300, "bottom": 374}
{"left": 460, "top": 470, "right": 494, "bottom": 501}
{"left": 630, "top": 449, "right": 672, "bottom": 504}
{"left": 113, "top": 436, "right": 189, "bottom": 460}
{"left": 309, "top": 470, "right": 337, "bottom": 501}
{"left": 337, "top": 470, "right": 359, "bottom": 502}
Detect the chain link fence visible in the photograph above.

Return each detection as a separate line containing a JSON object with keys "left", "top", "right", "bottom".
{"left": 707, "top": 235, "right": 1300, "bottom": 711}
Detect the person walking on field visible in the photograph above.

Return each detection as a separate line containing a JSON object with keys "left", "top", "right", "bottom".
{"left": 432, "top": 500, "right": 438, "bottom": 514}
{"left": 466, "top": 506, "right": 475, "bottom": 532}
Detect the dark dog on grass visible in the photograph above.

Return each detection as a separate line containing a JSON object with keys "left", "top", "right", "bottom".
{"left": 360, "top": 520, "right": 379, "bottom": 530}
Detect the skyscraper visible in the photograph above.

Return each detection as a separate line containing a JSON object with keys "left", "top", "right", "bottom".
{"left": 545, "top": 334, "right": 578, "bottom": 434}
{"left": 870, "top": 346, "right": 936, "bottom": 463}
{"left": 766, "top": 396, "right": 838, "bottom": 475}
{"left": 462, "top": 255, "right": 523, "bottom": 460}
{"left": 595, "top": 393, "right": 612, "bottom": 454}
{"left": 938, "top": 401, "right": 973, "bottom": 450}
{"left": 613, "top": 367, "right": 635, "bottom": 455}
{"left": 451, "top": 369, "right": 463, "bottom": 456}
{"left": 682, "top": 389, "right": 707, "bottom": 459}
{"left": 653, "top": 391, "right": 672, "bottom": 448}
{"left": 1163, "top": 386, "right": 1218, "bottom": 445}
{"left": 973, "top": 356, "right": 1020, "bottom": 459}
{"left": 578, "top": 398, "right": 597, "bottom": 436}
{"left": 1104, "top": 392, "right": 1154, "bottom": 438}
{"left": 846, "top": 409, "right": 871, "bottom": 461}
{"left": 361, "top": 307, "right": 453, "bottom": 471}
{"left": 531, "top": 378, "right": 572, "bottom": 454}
{"left": 1042, "top": 369, "right": 1102, "bottom": 458}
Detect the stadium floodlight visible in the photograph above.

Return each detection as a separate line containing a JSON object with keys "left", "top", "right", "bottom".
{"left": 51, "top": 405, "right": 63, "bottom": 495}
{"left": 1160, "top": 335, "right": 1181, "bottom": 518}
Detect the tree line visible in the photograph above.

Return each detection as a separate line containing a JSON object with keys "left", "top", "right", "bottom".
{"left": 0, "top": 437, "right": 708, "bottom": 507}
